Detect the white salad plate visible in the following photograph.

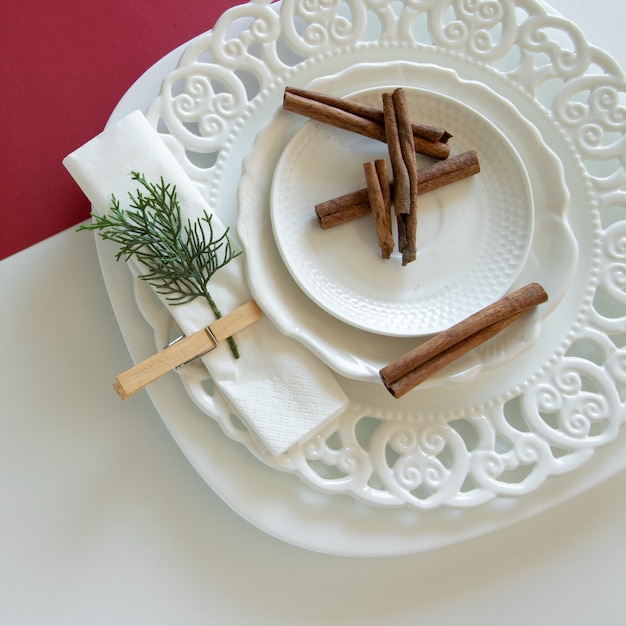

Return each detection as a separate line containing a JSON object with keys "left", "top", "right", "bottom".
{"left": 97, "top": 0, "right": 626, "bottom": 557}
{"left": 270, "top": 86, "right": 534, "bottom": 337}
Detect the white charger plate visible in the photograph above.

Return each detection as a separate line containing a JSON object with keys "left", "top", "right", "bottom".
{"left": 97, "top": 0, "right": 626, "bottom": 556}
{"left": 270, "top": 86, "right": 534, "bottom": 337}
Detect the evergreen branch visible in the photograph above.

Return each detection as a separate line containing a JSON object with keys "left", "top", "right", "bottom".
{"left": 78, "top": 171, "right": 242, "bottom": 358}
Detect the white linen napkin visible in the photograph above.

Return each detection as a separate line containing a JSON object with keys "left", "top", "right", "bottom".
{"left": 63, "top": 110, "right": 348, "bottom": 456}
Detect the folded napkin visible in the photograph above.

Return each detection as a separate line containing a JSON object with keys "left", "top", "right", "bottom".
{"left": 63, "top": 110, "right": 348, "bottom": 456}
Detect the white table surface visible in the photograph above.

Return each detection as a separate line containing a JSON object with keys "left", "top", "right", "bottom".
{"left": 2, "top": 2, "right": 625, "bottom": 624}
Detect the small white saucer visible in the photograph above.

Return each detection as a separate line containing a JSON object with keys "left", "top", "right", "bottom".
{"left": 270, "top": 87, "right": 534, "bottom": 337}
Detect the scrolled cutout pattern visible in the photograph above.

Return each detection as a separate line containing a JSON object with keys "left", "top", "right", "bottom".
{"left": 522, "top": 354, "right": 622, "bottom": 450}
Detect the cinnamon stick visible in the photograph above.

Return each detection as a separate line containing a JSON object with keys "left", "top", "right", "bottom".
{"left": 379, "top": 283, "right": 548, "bottom": 398}
{"left": 375, "top": 158, "right": 392, "bottom": 217}
{"left": 393, "top": 88, "right": 419, "bottom": 265}
{"left": 316, "top": 192, "right": 371, "bottom": 229}
{"left": 364, "top": 160, "right": 394, "bottom": 259}
{"left": 382, "top": 92, "right": 409, "bottom": 262}
{"left": 315, "top": 150, "right": 480, "bottom": 229}
{"left": 283, "top": 89, "right": 451, "bottom": 160}
{"left": 418, "top": 149, "right": 480, "bottom": 193}
{"left": 285, "top": 86, "right": 452, "bottom": 143}
{"left": 383, "top": 92, "right": 409, "bottom": 217}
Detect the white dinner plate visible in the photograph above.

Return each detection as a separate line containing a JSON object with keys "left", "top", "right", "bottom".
{"left": 239, "top": 61, "right": 574, "bottom": 383}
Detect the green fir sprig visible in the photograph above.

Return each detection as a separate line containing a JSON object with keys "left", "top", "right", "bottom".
{"left": 78, "top": 171, "right": 242, "bottom": 358}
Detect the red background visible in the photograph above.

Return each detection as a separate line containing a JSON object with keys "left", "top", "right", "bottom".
{"left": 1, "top": 0, "right": 238, "bottom": 260}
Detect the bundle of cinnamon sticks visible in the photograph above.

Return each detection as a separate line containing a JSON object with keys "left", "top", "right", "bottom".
{"left": 379, "top": 283, "right": 548, "bottom": 398}
{"left": 283, "top": 86, "right": 481, "bottom": 265}
{"left": 315, "top": 150, "right": 480, "bottom": 229}
{"left": 283, "top": 86, "right": 451, "bottom": 159}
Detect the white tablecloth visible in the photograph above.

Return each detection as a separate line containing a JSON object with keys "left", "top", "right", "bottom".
{"left": 2, "top": 2, "right": 625, "bottom": 623}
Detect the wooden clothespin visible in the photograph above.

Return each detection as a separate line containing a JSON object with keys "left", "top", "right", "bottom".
{"left": 113, "top": 300, "right": 263, "bottom": 399}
